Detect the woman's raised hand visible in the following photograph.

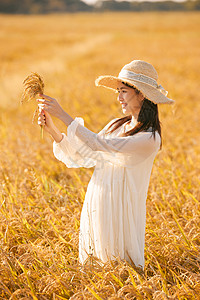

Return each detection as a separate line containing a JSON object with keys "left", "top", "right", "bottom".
{"left": 37, "top": 94, "right": 74, "bottom": 139}
{"left": 37, "top": 94, "right": 65, "bottom": 120}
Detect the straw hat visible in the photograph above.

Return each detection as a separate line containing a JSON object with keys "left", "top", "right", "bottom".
{"left": 95, "top": 60, "right": 174, "bottom": 104}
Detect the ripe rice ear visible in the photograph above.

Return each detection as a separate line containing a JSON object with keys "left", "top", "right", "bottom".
{"left": 21, "top": 72, "right": 45, "bottom": 138}
{"left": 21, "top": 72, "right": 44, "bottom": 104}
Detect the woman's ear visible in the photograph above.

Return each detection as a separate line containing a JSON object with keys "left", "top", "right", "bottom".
{"left": 139, "top": 92, "right": 145, "bottom": 102}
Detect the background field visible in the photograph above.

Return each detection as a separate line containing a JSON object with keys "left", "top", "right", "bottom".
{"left": 0, "top": 12, "right": 200, "bottom": 299}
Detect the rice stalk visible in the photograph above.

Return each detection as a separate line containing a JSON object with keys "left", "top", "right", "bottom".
{"left": 156, "top": 260, "right": 168, "bottom": 296}
{"left": 110, "top": 273, "right": 124, "bottom": 287}
{"left": 127, "top": 270, "right": 144, "bottom": 299}
{"left": 0, "top": 280, "right": 12, "bottom": 298}
{"left": 21, "top": 72, "right": 45, "bottom": 138}
{"left": 16, "top": 259, "right": 38, "bottom": 300}
{"left": 86, "top": 286, "right": 103, "bottom": 300}
{"left": 93, "top": 271, "right": 104, "bottom": 279}
{"left": 88, "top": 278, "right": 99, "bottom": 290}
{"left": 171, "top": 210, "right": 191, "bottom": 247}
{"left": 181, "top": 189, "right": 199, "bottom": 204}
{"left": 56, "top": 294, "right": 69, "bottom": 300}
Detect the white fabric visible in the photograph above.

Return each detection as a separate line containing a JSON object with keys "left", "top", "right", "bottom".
{"left": 53, "top": 116, "right": 161, "bottom": 268}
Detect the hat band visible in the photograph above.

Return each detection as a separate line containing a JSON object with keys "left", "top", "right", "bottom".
{"left": 118, "top": 70, "right": 168, "bottom": 96}
{"left": 118, "top": 70, "right": 158, "bottom": 88}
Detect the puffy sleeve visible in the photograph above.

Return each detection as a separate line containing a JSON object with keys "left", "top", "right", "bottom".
{"left": 53, "top": 117, "right": 161, "bottom": 169}
{"left": 53, "top": 117, "right": 118, "bottom": 169}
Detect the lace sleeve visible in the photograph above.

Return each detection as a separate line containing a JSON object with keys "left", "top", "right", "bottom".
{"left": 74, "top": 118, "right": 160, "bottom": 153}
{"left": 53, "top": 117, "right": 118, "bottom": 169}
{"left": 53, "top": 132, "right": 97, "bottom": 169}
{"left": 56, "top": 117, "right": 161, "bottom": 169}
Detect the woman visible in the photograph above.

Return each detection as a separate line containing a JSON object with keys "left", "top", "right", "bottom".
{"left": 37, "top": 60, "right": 174, "bottom": 269}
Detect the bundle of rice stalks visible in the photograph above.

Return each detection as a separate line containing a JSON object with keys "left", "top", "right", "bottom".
{"left": 21, "top": 72, "right": 45, "bottom": 138}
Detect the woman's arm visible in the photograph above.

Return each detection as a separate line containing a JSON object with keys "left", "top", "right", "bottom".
{"left": 47, "top": 123, "right": 63, "bottom": 143}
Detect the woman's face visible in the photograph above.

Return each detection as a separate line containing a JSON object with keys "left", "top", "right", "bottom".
{"left": 117, "top": 82, "right": 144, "bottom": 116}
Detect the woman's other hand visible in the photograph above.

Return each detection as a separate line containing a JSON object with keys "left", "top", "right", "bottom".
{"left": 38, "top": 107, "right": 63, "bottom": 143}
{"left": 38, "top": 107, "right": 54, "bottom": 134}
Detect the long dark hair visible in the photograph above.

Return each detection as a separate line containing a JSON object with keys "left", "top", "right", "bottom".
{"left": 105, "top": 82, "right": 162, "bottom": 147}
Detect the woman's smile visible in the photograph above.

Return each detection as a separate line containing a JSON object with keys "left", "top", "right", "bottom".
{"left": 121, "top": 102, "right": 128, "bottom": 108}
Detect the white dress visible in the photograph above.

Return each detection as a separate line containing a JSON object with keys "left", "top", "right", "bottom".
{"left": 53, "top": 116, "right": 161, "bottom": 268}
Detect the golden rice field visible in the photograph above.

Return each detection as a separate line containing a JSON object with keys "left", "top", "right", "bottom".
{"left": 0, "top": 11, "right": 200, "bottom": 299}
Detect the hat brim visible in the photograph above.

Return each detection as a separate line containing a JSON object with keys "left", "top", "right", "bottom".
{"left": 95, "top": 75, "right": 175, "bottom": 105}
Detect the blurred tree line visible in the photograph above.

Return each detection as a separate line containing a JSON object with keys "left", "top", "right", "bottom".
{"left": 0, "top": 0, "right": 91, "bottom": 13}
{"left": 0, "top": 0, "right": 199, "bottom": 13}
{"left": 97, "top": 0, "right": 200, "bottom": 11}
